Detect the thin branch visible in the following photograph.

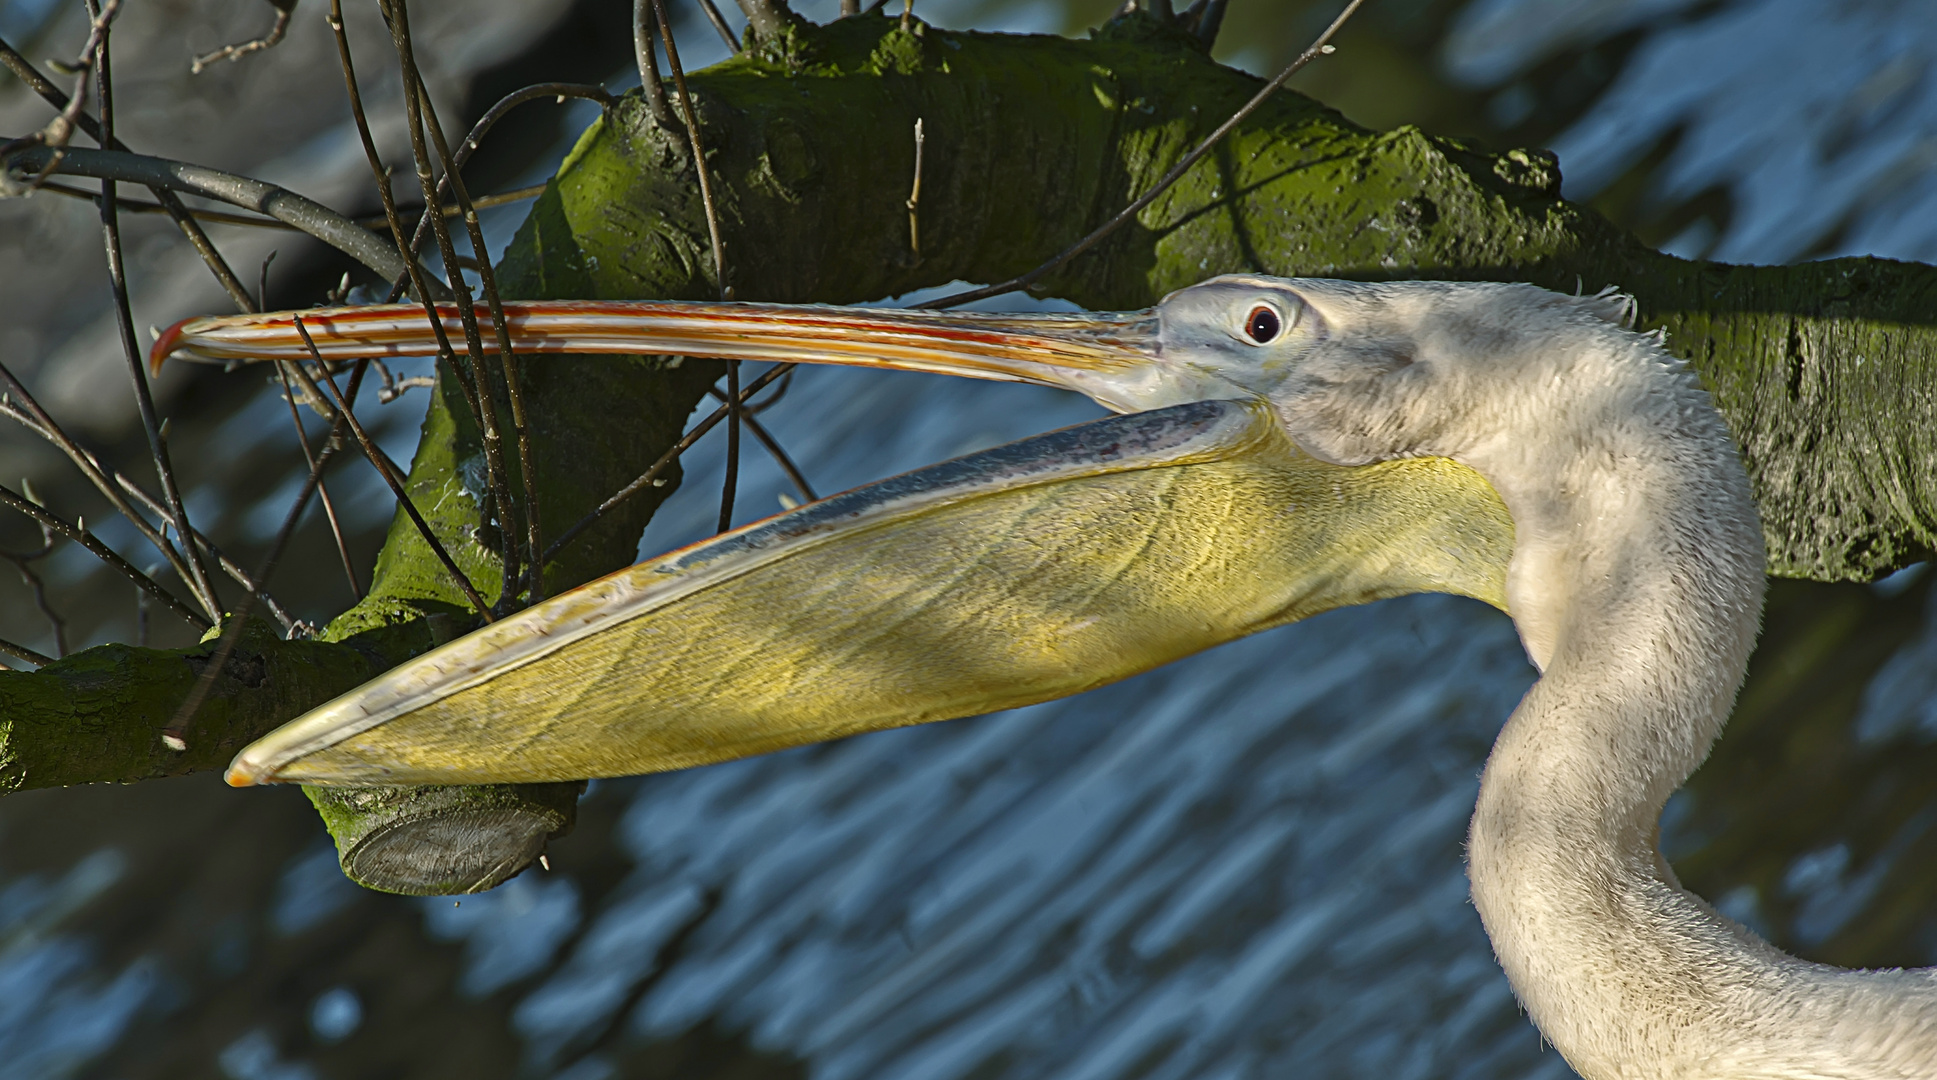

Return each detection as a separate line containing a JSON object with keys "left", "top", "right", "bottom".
{"left": 0, "top": 36, "right": 256, "bottom": 312}
{"left": 906, "top": 117, "right": 924, "bottom": 260}
{"left": 370, "top": 360, "right": 436, "bottom": 402}
{"left": 191, "top": 0, "right": 294, "bottom": 75}
{"left": 539, "top": 363, "right": 793, "bottom": 571}
{"left": 0, "top": 394, "right": 296, "bottom": 630}
{"left": 413, "top": 70, "right": 534, "bottom": 612}
{"left": 2, "top": 143, "right": 420, "bottom": 286}
{"left": 332, "top": 0, "right": 488, "bottom": 490}
{"left": 651, "top": 0, "right": 740, "bottom": 535}
{"left": 1181, "top": 0, "right": 1231, "bottom": 46}
{"left": 0, "top": 0, "right": 118, "bottom": 188}
{"left": 0, "top": 366, "right": 201, "bottom": 603}
{"left": 275, "top": 361, "right": 360, "bottom": 599}
{"left": 925, "top": 0, "right": 1369, "bottom": 309}
{"left": 32, "top": 178, "right": 545, "bottom": 232}
{"left": 263, "top": 352, "right": 409, "bottom": 479}
{"left": 259, "top": 250, "right": 357, "bottom": 600}
{"left": 0, "top": 512, "right": 67, "bottom": 657}
{"left": 296, "top": 317, "right": 493, "bottom": 621}
{"left": 0, "top": 482, "right": 209, "bottom": 631}
{"left": 501, "top": 350, "right": 541, "bottom": 602}
{"left": 108, "top": 471, "right": 297, "bottom": 631}
{"left": 707, "top": 386, "right": 816, "bottom": 503}
{"left": 0, "top": 638, "right": 55, "bottom": 668}
{"left": 401, "top": 78, "right": 550, "bottom": 599}
{"left": 386, "top": 1, "right": 519, "bottom": 617}
{"left": 327, "top": 0, "right": 448, "bottom": 304}
{"left": 390, "top": 83, "right": 613, "bottom": 300}
{"left": 734, "top": 0, "right": 801, "bottom": 41}
{"left": 718, "top": 356, "right": 741, "bottom": 533}
{"left": 164, "top": 363, "right": 356, "bottom": 747}
{"left": 633, "top": 0, "right": 679, "bottom": 129}
{"left": 90, "top": 0, "right": 222, "bottom": 621}
{"left": 651, "top": 7, "right": 728, "bottom": 297}
{"left": 696, "top": 0, "right": 740, "bottom": 51}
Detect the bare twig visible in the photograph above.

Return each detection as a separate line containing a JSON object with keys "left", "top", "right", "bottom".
{"left": 0, "top": 497, "right": 67, "bottom": 657}
{"left": 2, "top": 143, "right": 421, "bottom": 287}
{"left": 258, "top": 250, "right": 356, "bottom": 600}
{"left": 33, "top": 178, "right": 545, "bottom": 233}
{"left": 926, "top": 0, "right": 1369, "bottom": 309}
{"left": 263, "top": 352, "right": 409, "bottom": 480}
{"left": 840, "top": 1, "right": 860, "bottom": 16}
{"left": 0, "top": 637, "right": 54, "bottom": 669}
{"left": 502, "top": 348, "right": 541, "bottom": 602}
{"left": 718, "top": 356, "right": 741, "bottom": 533}
{"left": 386, "top": 3, "right": 520, "bottom": 616}
{"left": 540, "top": 363, "right": 792, "bottom": 570}
{"left": 191, "top": 0, "right": 295, "bottom": 75}
{"left": 707, "top": 386, "right": 816, "bottom": 503}
{"left": 389, "top": 85, "right": 612, "bottom": 300}
{"left": 275, "top": 361, "right": 360, "bottom": 599}
{"left": 740, "top": 364, "right": 795, "bottom": 415}
{"left": 0, "top": 393, "right": 296, "bottom": 629}
{"left": 0, "top": 0, "right": 118, "bottom": 189}
{"left": 0, "top": 37, "right": 256, "bottom": 312}
{"left": 734, "top": 0, "right": 800, "bottom": 40}
{"left": 336, "top": 0, "right": 491, "bottom": 509}
{"left": 371, "top": 360, "right": 437, "bottom": 402}
{"left": 0, "top": 367, "right": 203, "bottom": 608}
{"left": 107, "top": 472, "right": 297, "bottom": 630}
{"left": 413, "top": 70, "right": 534, "bottom": 611}
{"left": 327, "top": 0, "right": 447, "bottom": 304}
{"left": 651, "top": 7, "right": 728, "bottom": 297}
{"left": 1181, "top": 0, "right": 1231, "bottom": 46}
{"left": 650, "top": 0, "right": 740, "bottom": 534}
{"left": 90, "top": 0, "right": 222, "bottom": 622}
{"left": 296, "top": 317, "right": 493, "bottom": 620}
{"left": 633, "top": 0, "right": 679, "bottom": 129}
{"left": 164, "top": 357, "right": 360, "bottom": 747}
{"left": 906, "top": 117, "right": 924, "bottom": 260}
{"left": 0, "top": 482, "right": 209, "bottom": 631}
{"left": 696, "top": 0, "right": 739, "bottom": 50}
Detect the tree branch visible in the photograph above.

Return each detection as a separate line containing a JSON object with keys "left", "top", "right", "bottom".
{"left": 2, "top": 143, "right": 420, "bottom": 285}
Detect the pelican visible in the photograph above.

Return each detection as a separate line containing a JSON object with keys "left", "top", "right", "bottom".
{"left": 155, "top": 277, "right": 1937, "bottom": 1077}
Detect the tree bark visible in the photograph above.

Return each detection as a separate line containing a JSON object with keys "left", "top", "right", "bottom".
{"left": 1, "top": 11, "right": 1930, "bottom": 888}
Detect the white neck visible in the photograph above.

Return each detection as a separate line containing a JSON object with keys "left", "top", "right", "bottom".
{"left": 1462, "top": 359, "right": 1937, "bottom": 1079}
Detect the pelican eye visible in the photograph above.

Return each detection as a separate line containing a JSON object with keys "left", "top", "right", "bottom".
{"left": 1244, "top": 305, "right": 1282, "bottom": 344}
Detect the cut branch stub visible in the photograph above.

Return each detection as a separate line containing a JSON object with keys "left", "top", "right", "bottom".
{"left": 305, "top": 780, "right": 584, "bottom": 895}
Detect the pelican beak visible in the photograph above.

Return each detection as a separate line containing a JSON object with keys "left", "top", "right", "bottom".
{"left": 228, "top": 399, "right": 1512, "bottom": 787}
{"left": 152, "top": 300, "right": 1167, "bottom": 410}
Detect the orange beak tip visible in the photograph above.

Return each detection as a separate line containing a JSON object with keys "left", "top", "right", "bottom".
{"left": 148, "top": 317, "right": 193, "bottom": 376}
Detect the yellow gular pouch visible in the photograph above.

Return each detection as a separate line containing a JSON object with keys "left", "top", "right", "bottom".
{"left": 230, "top": 399, "right": 1511, "bottom": 787}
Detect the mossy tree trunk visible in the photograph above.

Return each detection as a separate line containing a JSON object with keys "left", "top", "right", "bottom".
{"left": 0, "top": 12, "right": 1930, "bottom": 892}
